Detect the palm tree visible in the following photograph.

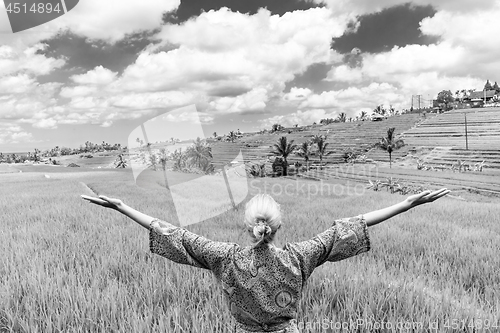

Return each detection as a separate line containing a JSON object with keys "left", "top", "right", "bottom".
{"left": 310, "top": 134, "right": 325, "bottom": 144}
{"left": 296, "top": 141, "right": 312, "bottom": 171}
{"left": 359, "top": 111, "right": 368, "bottom": 121}
{"left": 270, "top": 136, "right": 297, "bottom": 176}
{"left": 336, "top": 112, "right": 347, "bottom": 123}
{"left": 33, "top": 148, "right": 41, "bottom": 163}
{"left": 312, "top": 135, "right": 332, "bottom": 170}
{"left": 375, "top": 127, "right": 405, "bottom": 168}
{"left": 186, "top": 137, "right": 213, "bottom": 168}
{"left": 228, "top": 131, "right": 237, "bottom": 143}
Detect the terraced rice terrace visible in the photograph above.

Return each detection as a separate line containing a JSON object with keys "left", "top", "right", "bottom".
{"left": 396, "top": 107, "right": 500, "bottom": 170}
{"left": 210, "top": 107, "right": 500, "bottom": 195}
{"left": 210, "top": 113, "right": 423, "bottom": 168}
{"left": 402, "top": 107, "right": 500, "bottom": 149}
{"left": 304, "top": 165, "right": 500, "bottom": 196}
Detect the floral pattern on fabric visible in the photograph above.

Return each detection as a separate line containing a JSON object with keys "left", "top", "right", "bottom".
{"left": 149, "top": 216, "right": 370, "bottom": 332}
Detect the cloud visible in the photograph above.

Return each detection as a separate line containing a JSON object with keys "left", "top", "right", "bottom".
{"left": 0, "top": 122, "right": 34, "bottom": 144}
{"left": 0, "top": 44, "right": 65, "bottom": 76}
{"left": 60, "top": 86, "right": 98, "bottom": 98}
{"left": 0, "top": 81, "right": 62, "bottom": 120}
{"left": 4, "top": 2, "right": 499, "bottom": 138}
{"left": 317, "top": 2, "right": 500, "bottom": 110}
{"left": 299, "top": 82, "right": 405, "bottom": 115}
{"left": 208, "top": 88, "right": 269, "bottom": 114}
{"left": 419, "top": 4, "right": 500, "bottom": 78}
{"left": 0, "top": 74, "right": 37, "bottom": 94}
{"left": 325, "top": 65, "right": 363, "bottom": 82}
{"left": 114, "top": 7, "right": 350, "bottom": 114}
{"left": 283, "top": 87, "right": 314, "bottom": 101}
{"left": 2, "top": 7, "right": 353, "bottom": 130}
{"left": 71, "top": 66, "right": 118, "bottom": 85}
{"left": 311, "top": 0, "right": 497, "bottom": 15}
{"left": 33, "top": 118, "right": 58, "bottom": 129}
{"left": 45, "top": 0, "right": 180, "bottom": 42}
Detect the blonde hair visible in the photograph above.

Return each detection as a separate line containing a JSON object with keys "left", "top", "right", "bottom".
{"left": 244, "top": 194, "right": 281, "bottom": 247}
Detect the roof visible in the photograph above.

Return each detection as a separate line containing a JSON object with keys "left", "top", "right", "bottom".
{"left": 468, "top": 90, "right": 497, "bottom": 99}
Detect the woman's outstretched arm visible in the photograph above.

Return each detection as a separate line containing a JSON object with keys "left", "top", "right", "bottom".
{"left": 81, "top": 194, "right": 155, "bottom": 229}
{"left": 80, "top": 194, "right": 235, "bottom": 272}
{"left": 363, "top": 188, "right": 450, "bottom": 227}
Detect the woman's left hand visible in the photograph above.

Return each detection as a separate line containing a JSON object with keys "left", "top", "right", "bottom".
{"left": 81, "top": 194, "right": 125, "bottom": 211}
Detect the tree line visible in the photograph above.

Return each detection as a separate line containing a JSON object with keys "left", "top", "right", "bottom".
{"left": 0, "top": 141, "right": 124, "bottom": 164}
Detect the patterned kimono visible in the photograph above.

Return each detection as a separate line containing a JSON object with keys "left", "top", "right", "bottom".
{"left": 149, "top": 216, "right": 371, "bottom": 333}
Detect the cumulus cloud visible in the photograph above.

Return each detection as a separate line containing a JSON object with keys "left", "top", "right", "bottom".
{"left": 31, "top": 6, "right": 351, "bottom": 128}
{"left": 3, "top": 1, "right": 499, "bottom": 140}
{"left": 208, "top": 88, "right": 269, "bottom": 114}
{"left": 310, "top": 0, "right": 497, "bottom": 15}
{"left": 299, "top": 82, "right": 405, "bottom": 115}
{"left": 0, "top": 122, "right": 34, "bottom": 144}
{"left": 39, "top": 0, "right": 180, "bottom": 42}
{"left": 115, "top": 7, "right": 350, "bottom": 114}
{"left": 0, "top": 74, "right": 37, "bottom": 94}
{"left": 316, "top": 2, "right": 500, "bottom": 112}
{"left": 60, "top": 86, "right": 98, "bottom": 98}
{"left": 0, "top": 44, "right": 65, "bottom": 76}
{"left": 0, "top": 81, "right": 62, "bottom": 120}
{"left": 71, "top": 66, "right": 118, "bottom": 85}
{"left": 0, "top": 42, "right": 65, "bottom": 130}
{"left": 419, "top": 4, "right": 500, "bottom": 79}
{"left": 33, "top": 118, "right": 58, "bottom": 129}
{"left": 325, "top": 65, "right": 363, "bottom": 82}
{"left": 1, "top": 7, "right": 355, "bottom": 130}
{"left": 283, "top": 87, "right": 314, "bottom": 101}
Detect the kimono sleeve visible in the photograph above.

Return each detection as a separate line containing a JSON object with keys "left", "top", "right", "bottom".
{"left": 286, "top": 215, "right": 371, "bottom": 281}
{"left": 149, "top": 218, "right": 236, "bottom": 274}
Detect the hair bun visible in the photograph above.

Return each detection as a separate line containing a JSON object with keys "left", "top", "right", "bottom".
{"left": 253, "top": 224, "right": 271, "bottom": 238}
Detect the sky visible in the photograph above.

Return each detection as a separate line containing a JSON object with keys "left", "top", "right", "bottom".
{"left": 1, "top": 0, "right": 499, "bottom": 153}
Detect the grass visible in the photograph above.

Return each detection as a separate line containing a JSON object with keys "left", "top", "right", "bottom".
{"left": 1, "top": 170, "right": 499, "bottom": 332}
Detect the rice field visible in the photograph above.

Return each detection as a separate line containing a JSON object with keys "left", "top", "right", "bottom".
{"left": 1, "top": 169, "right": 499, "bottom": 332}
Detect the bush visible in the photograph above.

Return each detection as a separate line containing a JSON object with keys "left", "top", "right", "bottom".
{"left": 342, "top": 148, "right": 364, "bottom": 164}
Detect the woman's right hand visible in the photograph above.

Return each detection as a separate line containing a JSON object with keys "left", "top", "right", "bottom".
{"left": 81, "top": 194, "right": 125, "bottom": 211}
{"left": 405, "top": 188, "right": 450, "bottom": 209}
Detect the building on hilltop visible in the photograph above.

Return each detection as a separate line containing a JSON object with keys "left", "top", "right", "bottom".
{"left": 466, "top": 90, "right": 497, "bottom": 101}
{"left": 463, "top": 90, "right": 498, "bottom": 108}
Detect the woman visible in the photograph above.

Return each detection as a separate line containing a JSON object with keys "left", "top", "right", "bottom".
{"left": 81, "top": 188, "right": 449, "bottom": 332}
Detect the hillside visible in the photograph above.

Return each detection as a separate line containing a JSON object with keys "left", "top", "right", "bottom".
{"left": 210, "top": 113, "right": 423, "bottom": 168}
{"left": 389, "top": 107, "right": 500, "bottom": 170}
